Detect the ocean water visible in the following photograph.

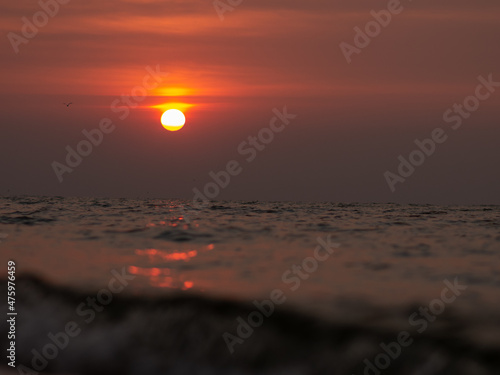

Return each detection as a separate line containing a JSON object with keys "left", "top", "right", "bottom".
{"left": 1, "top": 196, "right": 499, "bottom": 374}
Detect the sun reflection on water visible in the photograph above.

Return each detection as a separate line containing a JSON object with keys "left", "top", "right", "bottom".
{"left": 129, "top": 244, "right": 214, "bottom": 290}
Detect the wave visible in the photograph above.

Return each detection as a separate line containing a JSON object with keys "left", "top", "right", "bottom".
{"left": 1, "top": 276, "right": 499, "bottom": 375}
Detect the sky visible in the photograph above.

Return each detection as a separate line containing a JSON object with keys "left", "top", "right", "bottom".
{"left": 1, "top": 0, "right": 499, "bottom": 204}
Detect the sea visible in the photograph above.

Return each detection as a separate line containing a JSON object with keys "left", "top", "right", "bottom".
{"left": 0, "top": 196, "right": 499, "bottom": 374}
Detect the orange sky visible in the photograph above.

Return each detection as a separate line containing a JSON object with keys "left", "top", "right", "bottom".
{"left": 1, "top": 0, "right": 499, "bottom": 203}
{"left": 3, "top": 0, "right": 499, "bottom": 97}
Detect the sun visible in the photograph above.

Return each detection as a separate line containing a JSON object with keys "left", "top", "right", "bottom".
{"left": 161, "top": 109, "right": 186, "bottom": 131}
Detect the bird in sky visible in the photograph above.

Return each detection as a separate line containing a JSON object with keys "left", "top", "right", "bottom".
{"left": 63, "top": 102, "right": 73, "bottom": 107}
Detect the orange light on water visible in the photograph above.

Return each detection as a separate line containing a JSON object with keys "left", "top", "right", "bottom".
{"left": 128, "top": 266, "right": 170, "bottom": 276}
{"left": 135, "top": 248, "right": 198, "bottom": 261}
{"left": 131, "top": 246, "right": 212, "bottom": 290}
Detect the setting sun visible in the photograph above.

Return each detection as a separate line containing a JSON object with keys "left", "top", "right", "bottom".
{"left": 161, "top": 109, "right": 186, "bottom": 131}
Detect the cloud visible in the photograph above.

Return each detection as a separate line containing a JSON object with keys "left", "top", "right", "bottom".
{"left": 1, "top": 0, "right": 499, "bottom": 98}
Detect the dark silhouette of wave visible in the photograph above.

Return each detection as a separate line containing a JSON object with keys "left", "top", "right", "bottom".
{"left": 1, "top": 276, "right": 499, "bottom": 375}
